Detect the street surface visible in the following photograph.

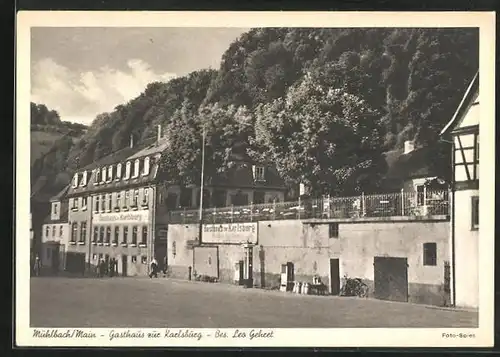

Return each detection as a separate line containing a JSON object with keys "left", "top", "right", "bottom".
{"left": 30, "top": 277, "right": 478, "bottom": 328}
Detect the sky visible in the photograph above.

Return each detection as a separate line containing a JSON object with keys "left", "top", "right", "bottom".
{"left": 31, "top": 27, "right": 248, "bottom": 125}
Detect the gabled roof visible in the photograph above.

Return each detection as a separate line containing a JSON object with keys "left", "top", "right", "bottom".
{"left": 43, "top": 203, "right": 69, "bottom": 224}
{"left": 126, "top": 137, "right": 169, "bottom": 160}
{"left": 440, "top": 71, "right": 479, "bottom": 137}
{"left": 50, "top": 184, "right": 70, "bottom": 202}
{"left": 79, "top": 144, "right": 149, "bottom": 172}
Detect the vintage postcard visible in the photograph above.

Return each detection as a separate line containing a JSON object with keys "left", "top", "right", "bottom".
{"left": 16, "top": 11, "right": 495, "bottom": 347}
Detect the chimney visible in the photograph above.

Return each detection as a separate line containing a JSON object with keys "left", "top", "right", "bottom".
{"left": 404, "top": 140, "right": 415, "bottom": 154}
{"left": 129, "top": 134, "right": 134, "bottom": 148}
{"left": 157, "top": 124, "right": 162, "bottom": 143}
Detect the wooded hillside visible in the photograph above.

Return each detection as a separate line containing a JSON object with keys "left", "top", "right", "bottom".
{"left": 31, "top": 28, "right": 478, "bottom": 199}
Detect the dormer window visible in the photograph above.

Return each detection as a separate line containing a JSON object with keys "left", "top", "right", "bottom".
{"left": 133, "top": 159, "right": 140, "bottom": 178}
{"left": 124, "top": 162, "right": 131, "bottom": 180}
{"left": 80, "top": 171, "right": 88, "bottom": 187}
{"left": 116, "top": 163, "right": 122, "bottom": 180}
{"left": 107, "top": 165, "right": 113, "bottom": 182}
{"left": 101, "top": 167, "right": 107, "bottom": 183}
{"left": 142, "top": 157, "right": 150, "bottom": 176}
{"left": 252, "top": 165, "right": 266, "bottom": 182}
{"left": 95, "top": 169, "right": 101, "bottom": 185}
{"left": 72, "top": 173, "right": 79, "bottom": 188}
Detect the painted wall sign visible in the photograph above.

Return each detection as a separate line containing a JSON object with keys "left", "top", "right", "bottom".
{"left": 93, "top": 210, "right": 149, "bottom": 224}
{"left": 202, "top": 222, "right": 257, "bottom": 244}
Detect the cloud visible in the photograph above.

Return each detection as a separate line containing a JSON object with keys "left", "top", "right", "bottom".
{"left": 31, "top": 58, "right": 177, "bottom": 125}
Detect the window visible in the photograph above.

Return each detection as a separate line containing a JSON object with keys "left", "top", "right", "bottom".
{"left": 141, "top": 226, "right": 147, "bottom": 245}
{"left": 172, "top": 241, "right": 177, "bottom": 257}
{"left": 122, "top": 226, "right": 128, "bottom": 244}
{"left": 253, "top": 165, "right": 265, "bottom": 181}
{"left": 72, "top": 198, "right": 78, "bottom": 210}
{"left": 45, "top": 226, "right": 49, "bottom": 237}
{"left": 105, "top": 226, "right": 111, "bottom": 244}
{"left": 180, "top": 188, "right": 193, "bottom": 208}
{"left": 101, "top": 194, "right": 106, "bottom": 212}
{"left": 124, "top": 191, "right": 130, "bottom": 209}
{"left": 143, "top": 157, "right": 150, "bottom": 176}
{"left": 166, "top": 193, "right": 178, "bottom": 210}
{"left": 133, "top": 159, "right": 140, "bottom": 178}
{"left": 95, "top": 169, "right": 101, "bottom": 185}
{"left": 71, "top": 222, "right": 78, "bottom": 242}
{"left": 230, "top": 191, "right": 248, "bottom": 206}
{"left": 72, "top": 173, "right": 79, "bottom": 188}
{"left": 132, "top": 256, "right": 137, "bottom": 263}
{"left": 141, "top": 256, "right": 148, "bottom": 264}
{"left": 416, "top": 185, "right": 425, "bottom": 206}
{"left": 79, "top": 222, "right": 87, "bottom": 243}
{"left": 329, "top": 223, "right": 339, "bottom": 238}
{"left": 125, "top": 162, "right": 131, "bottom": 179}
{"left": 101, "top": 167, "right": 107, "bottom": 183}
{"left": 95, "top": 195, "right": 100, "bottom": 213}
{"left": 132, "top": 189, "right": 139, "bottom": 208}
{"left": 113, "top": 227, "right": 119, "bottom": 245}
{"left": 107, "top": 165, "right": 113, "bottom": 182}
{"left": 53, "top": 203, "right": 58, "bottom": 215}
{"left": 107, "top": 194, "right": 112, "bottom": 212}
{"left": 142, "top": 188, "right": 149, "bottom": 207}
{"left": 131, "top": 226, "right": 138, "bottom": 245}
{"left": 52, "top": 225, "right": 56, "bottom": 237}
{"left": 82, "top": 196, "right": 88, "bottom": 210}
{"left": 99, "top": 226, "right": 104, "bottom": 244}
{"left": 423, "top": 242, "right": 437, "bottom": 266}
{"left": 93, "top": 227, "right": 98, "bottom": 243}
{"left": 116, "top": 163, "right": 122, "bottom": 180}
{"left": 59, "top": 225, "right": 63, "bottom": 237}
{"left": 80, "top": 171, "right": 88, "bottom": 187}
{"left": 116, "top": 192, "right": 121, "bottom": 210}
{"left": 253, "top": 191, "right": 265, "bottom": 205}
{"left": 471, "top": 196, "right": 479, "bottom": 230}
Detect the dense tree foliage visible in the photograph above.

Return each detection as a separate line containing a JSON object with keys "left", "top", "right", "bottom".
{"left": 251, "top": 74, "right": 385, "bottom": 195}
{"left": 31, "top": 28, "right": 478, "bottom": 199}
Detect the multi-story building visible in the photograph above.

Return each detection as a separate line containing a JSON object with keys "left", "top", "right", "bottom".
{"left": 65, "top": 128, "right": 169, "bottom": 276}
{"left": 440, "top": 72, "right": 479, "bottom": 308}
{"left": 54, "top": 125, "right": 288, "bottom": 277}
{"left": 40, "top": 186, "right": 70, "bottom": 273}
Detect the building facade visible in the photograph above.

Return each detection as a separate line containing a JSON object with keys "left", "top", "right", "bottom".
{"left": 40, "top": 186, "right": 70, "bottom": 273}
{"left": 440, "top": 72, "right": 480, "bottom": 309}
{"left": 167, "top": 215, "right": 451, "bottom": 307}
{"left": 38, "top": 125, "right": 288, "bottom": 277}
{"left": 65, "top": 132, "right": 169, "bottom": 276}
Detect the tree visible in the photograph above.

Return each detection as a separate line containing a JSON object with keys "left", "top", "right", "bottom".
{"left": 251, "top": 74, "right": 385, "bottom": 196}
{"left": 159, "top": 102, "right": 254, "bottom": 186}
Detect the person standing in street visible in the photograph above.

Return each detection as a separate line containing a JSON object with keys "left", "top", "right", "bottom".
{"left": 33, "top": 255, "right": 41, "bottom": 277}
{"left": 149, "top": 258, "right": 158, "bottom": 278}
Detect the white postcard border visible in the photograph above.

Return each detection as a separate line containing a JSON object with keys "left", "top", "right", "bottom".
{"left": 16, "top": 10, "right": 496, "bottom": 347}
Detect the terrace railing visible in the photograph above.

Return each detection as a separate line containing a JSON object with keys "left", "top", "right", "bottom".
{"left": 168, "top": 189, "right": 450, "bottom": 225}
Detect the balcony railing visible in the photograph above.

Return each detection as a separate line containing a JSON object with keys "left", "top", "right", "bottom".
{"left": 168, "top": 189, "right": 450, "bottom": 225}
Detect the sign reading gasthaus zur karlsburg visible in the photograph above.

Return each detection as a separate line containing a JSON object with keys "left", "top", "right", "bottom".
{"left": 202, "top": 222, "right": 257, "bottom": 244}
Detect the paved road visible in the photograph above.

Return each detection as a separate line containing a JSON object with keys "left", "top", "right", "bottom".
{"left": 30, "top": 277, "right": 478, "bottom": 328}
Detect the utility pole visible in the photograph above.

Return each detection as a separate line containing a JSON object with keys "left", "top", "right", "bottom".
{"left": 198, "top": 127, "right": 206, "bottom": 244}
